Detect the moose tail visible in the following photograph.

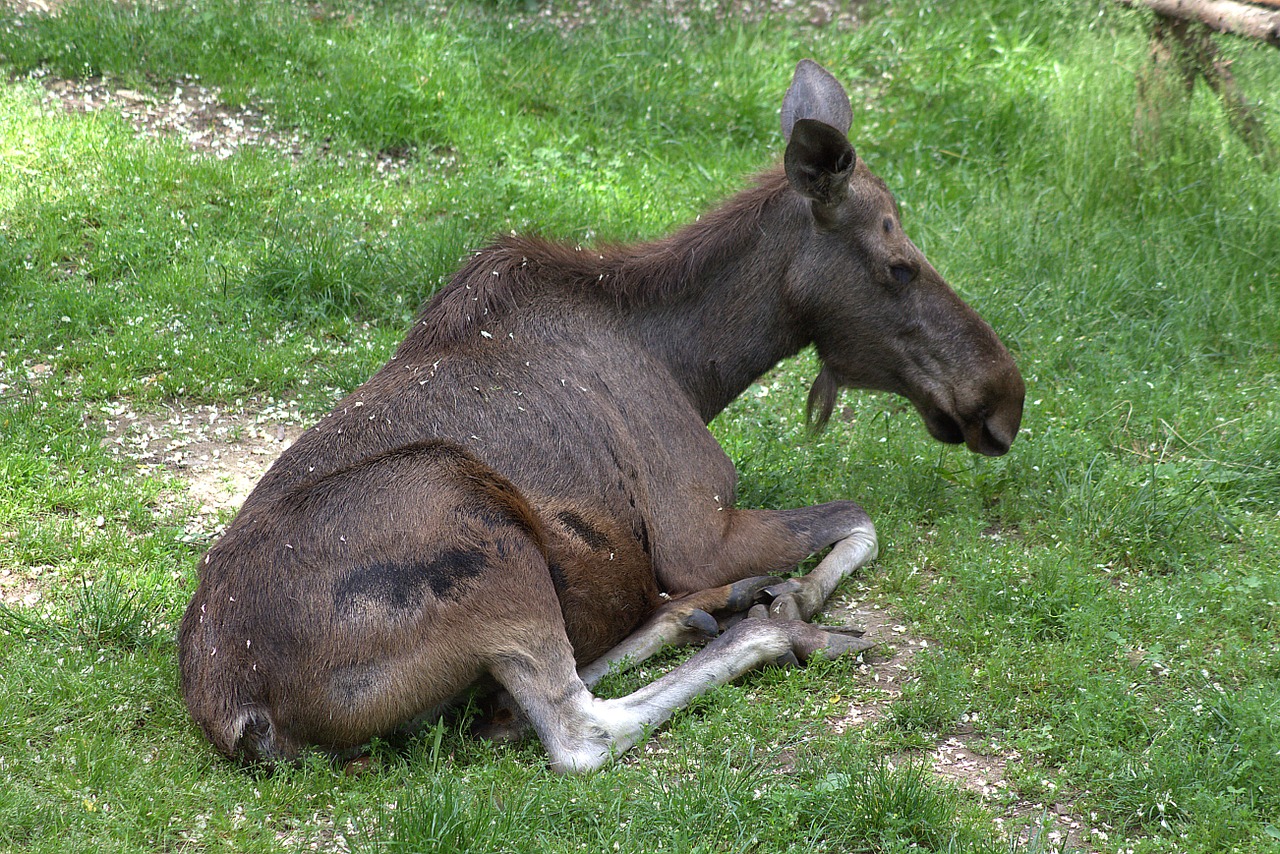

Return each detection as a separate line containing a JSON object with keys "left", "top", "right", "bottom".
{"left": 222, "top": 706, "right": 286, "bottom": 766}
{"left": 178, "top": 591, "right": 296, "bottom": 767}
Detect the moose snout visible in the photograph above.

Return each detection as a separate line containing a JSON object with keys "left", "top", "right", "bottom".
{"left": 919, "top": 360, "right": 1024, "bottom": 457}
{"left": 962, "top": 363, "right": 1025, "bottom": 457}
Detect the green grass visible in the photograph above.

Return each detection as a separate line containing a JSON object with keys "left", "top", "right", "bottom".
{"left": 2, "top": 0, "right": 1279, "bottom": 851}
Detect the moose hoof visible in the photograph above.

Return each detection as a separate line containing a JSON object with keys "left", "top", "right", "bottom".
{"left": 803, "top": 624, "right": 875, "bottom": 665}
{"left": 768, "top": 592, "right": 803, "bottom": 621}
{"left": 773, "top": 650, "right": 802, "bottom": 668}
{"left": 681, "top": 608, "right": 719, "bottom": 639}
{"left": 791, "top": 623, "right": 876, "bottom": 662}
{"left": 762, "top": 578, "right": 823, "bottom": 621}
{"left": 723, "top": 575, "right": 786, "bottom": 613}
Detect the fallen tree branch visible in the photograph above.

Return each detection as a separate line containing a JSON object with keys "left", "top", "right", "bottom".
{"left": 1116, "top": 0, "right": 1280, "bottom": 45}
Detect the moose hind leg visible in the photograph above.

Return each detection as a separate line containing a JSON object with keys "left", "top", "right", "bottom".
{"left": 478, "top": 510, "right": 878, "bottom": 755}
{"left": 473, "top": 573, "right": 780, "bottom": 744}
{"left": 491, "top": 615, "right": 873, "bottom": 774}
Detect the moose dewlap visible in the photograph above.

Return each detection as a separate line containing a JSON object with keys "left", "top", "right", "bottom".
{"left": 178, "top": 60, "right": 1024, "bottom": 774}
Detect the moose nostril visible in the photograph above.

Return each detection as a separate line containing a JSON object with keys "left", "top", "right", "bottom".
{"left": 979, "top": 421, "right": 1012, "bottom": 457}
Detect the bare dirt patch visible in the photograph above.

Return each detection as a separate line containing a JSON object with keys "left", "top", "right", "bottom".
{"left": 0, "top": 563, "right": 51, "bottom": 609}
{"left": 21, "top": 67, "right": 420, "bottom": 172}
{"left": 923, "top": 733, "right": 1104, "bottom": 853}
{"left": 2, "top": 0, "right": 64, "bottom": 15}
{"left": 2, "top": 0, "right": 411, "bottom": 166}
{"left": 824, "top": 581, "right": 930, "bottom": 730}
{"left": 523, "top": 0, "right": 867, "bottom": 32}
{"left": 97, "top": 399, "right": 307, "bottom": 541}
{"left": 41, "top": 72, "right": 303, "bottom": 161}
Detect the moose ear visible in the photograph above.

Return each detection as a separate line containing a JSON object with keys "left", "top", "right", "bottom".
{"left": 781, "top": 59, "right": 853, "bottom": 141}
{"left": 784, "top": 118, "right": 856, "bottom": 208}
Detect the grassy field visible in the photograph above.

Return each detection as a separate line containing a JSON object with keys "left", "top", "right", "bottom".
{"left": 2, "top": 0, "right": 1279, "bottom": 851}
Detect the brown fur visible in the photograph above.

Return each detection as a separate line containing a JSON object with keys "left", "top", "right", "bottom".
{"left": 411, "top": 172, "right": 789, "bottom": 354}
{"left": 178, "top": 61, "right": 1025, "bottom": 772}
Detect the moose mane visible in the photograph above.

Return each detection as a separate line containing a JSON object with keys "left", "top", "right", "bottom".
{"left": 400, "top": 168, "right": 796, "bottom": 356}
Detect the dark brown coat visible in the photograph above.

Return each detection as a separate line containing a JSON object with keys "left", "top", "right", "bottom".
{"left": 178, "top": 60, "right": 1024, "bottom": 773}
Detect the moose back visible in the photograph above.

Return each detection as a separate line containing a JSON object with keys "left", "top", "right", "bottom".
{"left": 179, "top": 60, "right": 1024, "bottom": 774}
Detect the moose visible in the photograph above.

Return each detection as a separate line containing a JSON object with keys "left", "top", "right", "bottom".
{"left": 179, "top": 60, "right": 1024, "bottom": 774}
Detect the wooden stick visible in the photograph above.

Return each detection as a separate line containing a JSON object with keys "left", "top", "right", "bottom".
{"left": 1116, "top": 0, "right": 1280, "bottom": 45}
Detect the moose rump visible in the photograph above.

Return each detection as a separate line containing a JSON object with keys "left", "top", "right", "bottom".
{"left": 180, "top": 441, "right": 566, "bottom": 762}
{"left": 178, "top": 60, "right": 1024, "bottom": 773}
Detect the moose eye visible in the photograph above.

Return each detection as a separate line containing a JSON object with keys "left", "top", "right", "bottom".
{"left": 890, "top": 265, "right": 915, "bottom": 285}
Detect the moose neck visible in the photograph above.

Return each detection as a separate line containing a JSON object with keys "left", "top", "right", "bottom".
{"left": 407, "top": 169, "right": 811, "bottom": 423}
{"left": 627, "top": 170, "right": 810, "bottom": 422}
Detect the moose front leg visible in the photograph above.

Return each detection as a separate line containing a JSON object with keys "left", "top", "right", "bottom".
{"left": 763, "top": 522, "right": 878, "bottom": 621}
{"left": 663, "top": 499, "right": 878, "bottom": 615}
{"left": 575, "top": 500, "right": 878, "bottom": 682}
